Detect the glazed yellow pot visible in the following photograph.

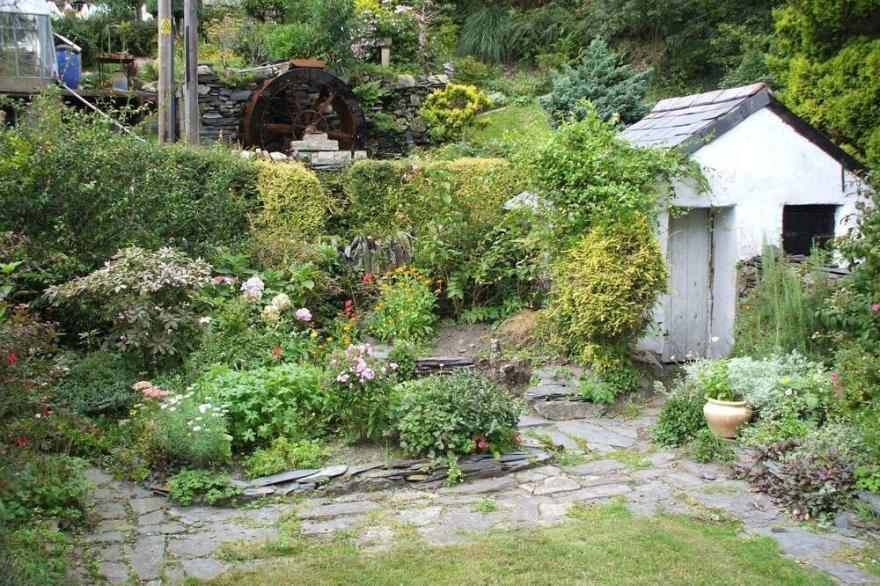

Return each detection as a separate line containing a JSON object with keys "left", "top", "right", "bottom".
{"left": 703, "top": 398, "right": 753, "bottom": 439}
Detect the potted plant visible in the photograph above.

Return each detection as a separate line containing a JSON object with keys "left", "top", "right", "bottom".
{"left": 698, "top": 360, "right": 752, "bottom": 438}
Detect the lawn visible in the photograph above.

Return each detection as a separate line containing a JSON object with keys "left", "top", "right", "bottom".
{"left": 465, "top": 100, "right": 552, "bottom": 150}
{"left": 202, "top": 502, "right": 832, "bottom": 586}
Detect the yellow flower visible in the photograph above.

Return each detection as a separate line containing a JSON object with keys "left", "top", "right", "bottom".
{"left": 780, "top": 377, "right": 791, "bottom": 386}
{"left": 310, "top": 330, "right": 318, "bottom": 339}
{"left": 326, "top": 337, "right": 333, "bottom": 342}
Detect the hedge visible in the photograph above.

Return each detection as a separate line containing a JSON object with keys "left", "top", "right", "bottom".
{"left": 250, "top": 160, "right": 332, "bottom": 242}
{"left": 341, "top": 157, "right": 525, "bottom": 239}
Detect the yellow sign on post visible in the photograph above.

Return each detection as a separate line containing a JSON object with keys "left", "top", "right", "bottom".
{"left": 159, "top": 18, "right": 172, "bottom": 35}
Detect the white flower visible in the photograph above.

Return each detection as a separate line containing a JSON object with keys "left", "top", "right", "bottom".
{"left": 711, "top": 336, "right": 720, "bottom": 343}
{"left": 198, "top": 316, "right": 212, "bottom": 325}
{"left": 198, "top": 403, "right": 210, "bottom": 414}
{"left": 192, "top": 425, "right": 202, "bottom": 432}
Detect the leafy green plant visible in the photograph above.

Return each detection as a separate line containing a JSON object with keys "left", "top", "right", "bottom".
{"left": 451, "top": 56, "right": 501, "bottom": 84}
{"left": 688, "top": 429, "right": 735, "bottom": 464}
{"left": 46, "top": 247, "right": 211, "bottom": 369}
{"left": 0, "top": 524, "right": 74, "bottom": 586}
{"left": 541, "top": 39, "right": 651, "bottom": 127}
{"left": 352, "top": 80, "right": 389, "bottom": 108}
{"left": 368, "top": 265, "right": 437, "bottom": 343}
{"left": 734, "top": 248, "right": 830, "bottom": 360}
{"left": 652, "top": 387, "right": 706, "bottom": 448}
{"left": 392, "top": 370, "right": 523, "bottom": 458}
{"left": 0, "top": 454, "right": 91, "bottom": 528}
{"left": 167, "top": 469, "right": 242, "bottom": 506}
{"left": 696, "top": 359, "right": 738, "bottom": 401}
{"left": 195, "top": 363, "right": 327, "bottom": 448}
{"left": 151, "top": 390, "right": 233, "bottom": 468}
{"left": 325, "top": 343, "right": 400, "bottom": 441}
{"left": 420, "top": 84, "right": 492, "bottom": 142}
{"left": 244, "top": 437, "right": 330, "bottom": 479}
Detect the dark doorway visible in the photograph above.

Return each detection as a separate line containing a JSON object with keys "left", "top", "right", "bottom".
{"left": 782, "top": 205, "right": 837, "bottom": 255}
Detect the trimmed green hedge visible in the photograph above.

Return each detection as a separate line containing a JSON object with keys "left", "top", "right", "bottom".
{"left": 341, "top": 157, "right": 524, "bottom": 238}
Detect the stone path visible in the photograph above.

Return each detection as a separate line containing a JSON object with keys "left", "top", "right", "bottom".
{"left": 72, "top": 368, "right": 880, "bottom": 585}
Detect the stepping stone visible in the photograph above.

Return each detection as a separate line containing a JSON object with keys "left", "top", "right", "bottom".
{"left": 300, "top": 465, "right": 348, "bottom": 483}
{"left": 130, "top": 497, "right": 166, "bottom": 515}
{"left": 554, "top": 421, "right": 636, "bottom": 448}
{"left": 124, "top": 535, "right": 164, "bottom": 581}
{"left": 297, "top": 500, "right": 379, "bottom": 519}
{"left": 519, "top": 414, "right": 553, "bottom": 428}
{"left": 564, "top": 460, "right": 627, "bottom": 476}
{"left": 810, "top": 558, "right": 879, "bottom": 584}
{"left": 533, "top": 400, "right": 607, "bottom": 421}
{"left": 249, "top": 468, "right": 320, "bottom": 487}
{"left": 181, "top": 558, "right": 227, "bottom": 581}
{"left": 533, "top": 476, "right": 580, "bottom": 496}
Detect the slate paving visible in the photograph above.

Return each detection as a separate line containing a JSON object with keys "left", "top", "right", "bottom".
{"left": 73, "top": 372, "right": 880, "bottom": 585}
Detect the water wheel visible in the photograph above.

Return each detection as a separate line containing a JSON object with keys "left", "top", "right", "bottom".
{"left": 241, "top": 64, "right": 365, "bottom": 152}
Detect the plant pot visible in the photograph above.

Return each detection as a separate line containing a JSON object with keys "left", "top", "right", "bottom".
{"left": 703, "top": 398, "right": 752, "bottom": 439}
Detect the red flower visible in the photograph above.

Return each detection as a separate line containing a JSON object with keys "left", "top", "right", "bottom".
{"left": 344, "top": 299, "right": 355, "bottom": 318}
{"left": 5, "top": 351, "right": 17, "bottom": 366}
{"left": 472, "top": 433, "right": 490, "bottom": 450}
{"left": 41, "top": 405, "right": 51, "bottom": 418}
{"left": 11, "top": 436, "right": 29, "bottom": 448}
{"left": 272, "top": 346, "right": 282, "bottom": 359}
{"left": 361, "top": 273, "right": 374, "bottom": 287}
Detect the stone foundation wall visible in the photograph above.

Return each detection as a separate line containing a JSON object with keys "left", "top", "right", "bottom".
{"left": 195, "top": 65, "right": 447, "bottom": 157}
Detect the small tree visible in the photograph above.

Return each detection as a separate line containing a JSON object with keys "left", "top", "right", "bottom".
{"left": 541, "top": 39, "right": 651, "bottom": 127}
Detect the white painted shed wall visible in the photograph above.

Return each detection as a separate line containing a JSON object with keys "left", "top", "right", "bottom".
{"left": 639, "top": 107, "right": 868, "bottom": 360}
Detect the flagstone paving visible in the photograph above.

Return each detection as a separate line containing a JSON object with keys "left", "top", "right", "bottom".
{"left": 72, "top": 372, "right": 880, "bottom": 585}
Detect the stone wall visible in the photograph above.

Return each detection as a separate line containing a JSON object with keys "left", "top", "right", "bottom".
{"left": 195, "top": 64, "right": 447, "bottom": 157}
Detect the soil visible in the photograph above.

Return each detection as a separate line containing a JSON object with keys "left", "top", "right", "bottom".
{"left": 428, "top": 321, "right": 495, "bottom": 358}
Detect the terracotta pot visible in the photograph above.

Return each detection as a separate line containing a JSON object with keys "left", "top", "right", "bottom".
{"left": 703, "top": 398, "right": 752, "bottom": 439}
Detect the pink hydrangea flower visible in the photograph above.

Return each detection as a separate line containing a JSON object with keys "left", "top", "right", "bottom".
{"left": 872, "top": 303, "right": 880, "bottom": 312}
{"left": 337, "top": 372, "right": 350, "bottom": 383}
{"left": 241, "top": 276, "right": 264, "bottom": 299}
{"left": 295, "top": 308, "right": 312, "bottom": 322}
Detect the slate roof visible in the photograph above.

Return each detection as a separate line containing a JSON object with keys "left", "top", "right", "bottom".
{"left": 620, "top": 82, "right": 865, "bottom": 172}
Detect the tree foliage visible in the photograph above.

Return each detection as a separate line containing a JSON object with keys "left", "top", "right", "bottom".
{"left": 541, "top": 39, "right": 651, "bottom": 127}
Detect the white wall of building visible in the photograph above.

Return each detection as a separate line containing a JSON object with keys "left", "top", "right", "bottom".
{"left": 639, "top": 107, "right": 869, "bottom": 361}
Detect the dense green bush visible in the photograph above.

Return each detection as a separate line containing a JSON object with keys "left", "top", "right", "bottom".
{"left": 547, "top": 216, "right": 667, "bottom": 372}
{"left": 268, "top": 22, "right": 317, "bottom": 59}
{"left": 541, "top": 39, "right": 651, "bottom": 127}
{"left": 166, "top": 469, "right": 242, "bottom": 505}
{"left": 251, "top": 161, "right": 331, "bottom": 242}
{"left": 392, "top": 370, "right": 522, "bottom": 458}
{"left": 527, "top": 111, "right": 700, "bottom": 248}
{"left": 195, "top": 363, "right": 327, "bottom": 448}
{"left": 420, "top": 84, "right": 492, "bottom": 142}
{"left": 0, "top": 95, "right": 256, "bottom": 290}
{"left": 56, "top": 350, "right": 139, "bottom": 416}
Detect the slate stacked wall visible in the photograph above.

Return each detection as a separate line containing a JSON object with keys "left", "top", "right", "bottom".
{"left": 195, "top": 66, "right": 447, "bottom": 157}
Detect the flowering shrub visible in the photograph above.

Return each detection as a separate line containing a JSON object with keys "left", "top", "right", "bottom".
{"left": 0, "top": 304, "right": 58, "bottom": 422}
{"left": 150, "top": 388, "right": 232, "bottom": 468}
{"left": 326, "top": 343, "right": 399, "bottom": 441}
{"left": 47, "top": 247, "right": 211, "bottom": 368}
{"left": 196, "top": 363, "right": 327, "bottom": 447}
{"left": 420, "top": 84, "right": 491, "bottom": 142}
{"left": 391, "top": 371, "right": 523, "bottom": 458}
{"left": 367, "top": 266, "right": 437, "bottom": 343}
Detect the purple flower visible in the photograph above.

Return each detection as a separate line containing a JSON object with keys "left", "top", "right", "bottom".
{"left": 361, "top": 368, "right": 375, "bottom": 381}
{"left": 240, "top": 276, "right": 264, "bottom": 299}
{"left": 295, "top": 308, "right": 312, "bottom": 322}
{"left": 337, "top": 372, "right": 350, "bottom": 383}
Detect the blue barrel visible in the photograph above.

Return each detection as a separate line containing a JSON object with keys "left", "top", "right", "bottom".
{"left": 55, "top": 44, "right": 81, "bottom": 89}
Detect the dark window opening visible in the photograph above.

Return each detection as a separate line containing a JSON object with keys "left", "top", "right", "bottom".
{"left": 782, "top": 205, "right": 837, "bottom": 256}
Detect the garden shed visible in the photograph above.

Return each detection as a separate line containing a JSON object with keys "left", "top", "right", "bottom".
{"left": 622, "top": 82, "right": 869, "bottom": 361}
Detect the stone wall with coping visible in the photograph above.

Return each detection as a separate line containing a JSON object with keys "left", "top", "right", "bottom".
{"left": 195, "top": 64, "right": 447, "bottom": 156}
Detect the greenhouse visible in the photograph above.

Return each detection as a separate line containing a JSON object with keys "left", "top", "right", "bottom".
{"left": 0, "top": 0, "right": 56, "bottom": 91}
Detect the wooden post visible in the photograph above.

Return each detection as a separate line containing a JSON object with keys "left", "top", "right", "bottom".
{"left": 379, "top": 38, "right": 391, "bottom": 68}
{"left": 182, "top": 0, "right": 199, "bottom": 144}
{"left": 157, "top": 0, "right": 173, "bottom": 142}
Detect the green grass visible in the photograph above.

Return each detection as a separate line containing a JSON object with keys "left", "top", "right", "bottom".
{"left": 203, "top": 502, "right": 833, "bottom": 586}
{"left": 466, "top": 101, "right": 552, "bottom": 149}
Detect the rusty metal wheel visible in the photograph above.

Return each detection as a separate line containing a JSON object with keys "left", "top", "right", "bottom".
{"left": 241, "top": 65, "right": 365, "bottom": 152}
